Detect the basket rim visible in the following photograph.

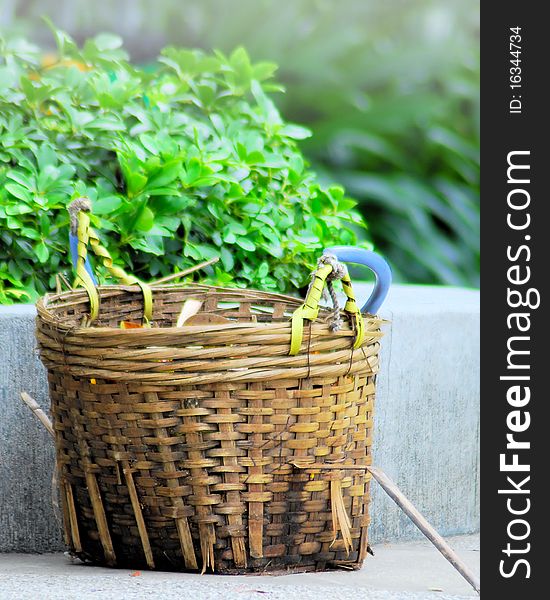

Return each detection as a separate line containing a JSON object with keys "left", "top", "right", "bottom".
{"left": 36, "top": 283, "right": 384, "bottom": 384}
{"left": 36, "top": 282, "right": 310, "bottom": 332}
{"left": 36, "top": 282, "right": 384, "bottom": 337}
{"left": 41, "top": 282, "right": 304, "bottom": 304}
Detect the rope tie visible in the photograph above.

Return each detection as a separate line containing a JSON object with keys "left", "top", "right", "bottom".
{"left": 68, "top": 197, "right": 92, "bottom": 235}
{"left": 289, "top": 252, "right": 364, "bottom": 355}
{"left": 315, "top": 253, "right": 347, "bottom": 332}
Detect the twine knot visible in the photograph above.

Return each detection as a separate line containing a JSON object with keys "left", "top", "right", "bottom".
{"left": 68, "top": 197, "right": 92, "bottom": 234}
{"left": 315, "top": 253, "right": 348, "bottom": 332}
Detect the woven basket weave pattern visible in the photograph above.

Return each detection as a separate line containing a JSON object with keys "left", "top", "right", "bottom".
{"left": 37, "top": 285, "right": 382, "bottom": 573}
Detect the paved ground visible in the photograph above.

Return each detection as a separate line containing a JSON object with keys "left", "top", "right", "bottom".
{"left": 0, "top": 534, "right": 479, "bottom": 600}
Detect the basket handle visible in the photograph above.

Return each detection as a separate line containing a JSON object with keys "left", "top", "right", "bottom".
{"left": 68, "top": 198, "right": 153, "bottom": 326}
{"left": 324, "top": 246, "right": 392, "bottom": 314}
{"left": 289, "top": 247, "right": 391, "bottom": 356}
{"left": 289, "top": 255, "right": 364, "bottom": 356}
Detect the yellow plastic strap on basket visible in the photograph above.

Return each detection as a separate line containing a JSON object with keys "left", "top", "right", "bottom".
{"left": 289, "top": 263, "right": 332, "bottom": 356}
{"left": 289, "top": 262, "right": 365, "bottom": 355}
{"left": 341, "top": 273, "right": 365, "bottom": 350}
{"left": 85, "top": 222, "right": 153, "bottom": 327}
{"left": 74, "top": 210, "right": 153, "bottom": 327}
{"left": 74, "top": 211, "right": 100, "bottom": 322}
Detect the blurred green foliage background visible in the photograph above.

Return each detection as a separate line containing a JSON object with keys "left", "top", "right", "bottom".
{"left": 1, "top": 0, "right": 479, "bottom": 287}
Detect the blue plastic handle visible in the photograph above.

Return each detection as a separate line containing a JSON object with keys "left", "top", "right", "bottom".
{"left": 69, "top": 232, "right": 98, "bottom": 285}
{"left": 324, "top": 246, "right": 392, "bottom": 314}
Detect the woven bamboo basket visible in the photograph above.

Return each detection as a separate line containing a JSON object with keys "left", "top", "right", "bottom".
{"left": 35, "top": 202, "right": 387, "bottom": 574}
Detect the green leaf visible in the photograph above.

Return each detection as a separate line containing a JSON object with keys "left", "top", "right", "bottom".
{"left": 130, "top": 235, "right": 165, "bottom": 256}
{"left": 147, "top": 163, "right": 182, "bottom": 189}
{"left": 35, "top": 242, "right": 49, "bottom": 263}
{"left": 246, "top": 150, "right": 265, "bottom": 165}
{"left": 195, "top": 83, "right": 216, "bottom": 107}
{"left": 251, "top": 80, "right": 281, "bottom": 125}
{"left": 261, "top": 153, "right": 287, "bottom": 169}
{"left": 220, "top": 247, "right": 235, "bottom": 271}
{"left": 338, "top": 198, "right": 357, "bottom": 212}
{"left": 0, "top": 66, "right": 17, "bottom": 89}
{"left": 236, "top": 237, "right": 256, "bottom": 252}
{"left": 6, "top": 171, "right": 34, "bottom": 190}
{"left": 5, "top": 184, "right": 32, "bottom": 203}
{"left": 6, "top": 203, "right": 33, "bottom": 215}
{"left": 93, "top": 33, "right": 123, "bottom": 51}
{"left": 127, "top": 172, "right": 148, "bottom": 197}
{"left": 20, "top": 227, "right": 41, "bottom": 240}
{"left": 227, "top": 222, "right": 247, "bottom": 236}
{"left": 184, "top": 243, "right": 219, "bottom": 261}
{"left": 43, "top": 17, "right": 79, "bottom": 56}
{"left": 134, "top": 206, "right": 155, "bottom": 231}
{"left": 279, "top": 124, "right": 312, "bottom": 140}
{"left": 258, "top": 262, "right": 269, "bottom": 278}
{"left": 252, "top": 62, "right": 278, "bottom": 81}
{"left": 6, "top": 217, "right": 22, "bottom": 229}
{"left": 151, "top": 195, "right": 192, "bottom": 213}
{"left": 229, "top": 47, "right": 252, "bottom": 82}
{"left": 223, "top": 231, "right": 237, "bottom": 244}
{"left": 93, "top": 196, "right": 123, "bottom": 214}
{"left": 35, "top": 146, "right": 58, "bottom": 172}
{"left": 182, "top": 158, "right": 202, "bottom": 186}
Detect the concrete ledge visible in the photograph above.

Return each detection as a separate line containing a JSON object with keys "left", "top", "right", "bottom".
{"left": 0, "top": 284, "right": 479, "bottom": 552}
{"left": 0, "top": 534, "right": 480, "bottom": 599}
{"left": 373, "top": 284, "right": 479, "bottom": 543}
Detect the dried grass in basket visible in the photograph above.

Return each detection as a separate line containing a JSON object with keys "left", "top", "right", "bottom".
{"left": 35, "top": 200, "right": 385, "bottom": 574}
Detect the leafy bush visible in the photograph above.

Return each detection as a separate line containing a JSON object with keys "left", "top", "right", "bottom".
{"left": 0, "top": 27, "right": 367, "bottom": 303}
{"left": 159, "top": 0, "right": 480, "bottom": 287}
{"left": 8, "top": 0, "right": 479, "bottom": 286}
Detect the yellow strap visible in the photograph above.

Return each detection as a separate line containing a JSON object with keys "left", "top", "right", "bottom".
{"left": 74, "top": 212, "right": 100, "bottom": 322}
{"left": 86, "top": 224, "right": 153, "bottom": 326}
{"left": 341, "top": 274, "right": 365, "bottom": 349}
{"left": 289, "top": 305, "right": 307, "bottom": 356}
{"left": 289, "top": 263, "right": 365, "bottom": 355}
{"left": 289, "top": 264, "right": 332, "bottom": 355}
{"left": 73, "top": 210, "right": 153, "bottom": 327}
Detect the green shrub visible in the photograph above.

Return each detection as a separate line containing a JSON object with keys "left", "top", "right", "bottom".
{"left": 0, "top": 27, "right": 367, "bottom": 303}
{"left": 162, "top": 0, "right": 479, "bottom": 287}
